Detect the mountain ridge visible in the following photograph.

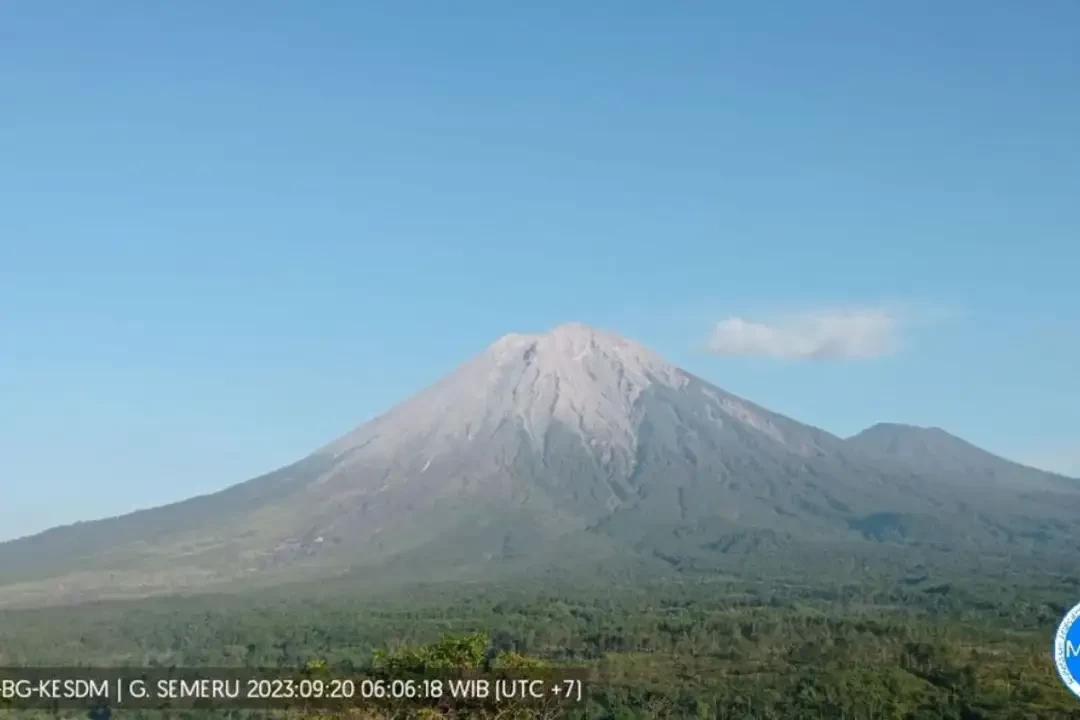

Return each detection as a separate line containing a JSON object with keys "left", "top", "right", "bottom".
{"left": 846, "top": 421, "right": 1076, "bottom": 489}
{"left": 1, "top": 323, "right": 1076, "bottom": 607}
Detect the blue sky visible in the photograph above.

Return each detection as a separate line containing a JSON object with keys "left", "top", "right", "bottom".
{"left": 1, "top": 1, "right": 1078, "bottom": 541}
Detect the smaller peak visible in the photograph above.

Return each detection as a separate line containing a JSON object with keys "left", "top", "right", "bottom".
{"left": 859, "top": 422, "right": 948, "bottom": 435}
{"left": 861, "top": 422, "right": 916, "bottom": 433}
{"left": 849, "top": 423, "right": 958, "bottom": 445}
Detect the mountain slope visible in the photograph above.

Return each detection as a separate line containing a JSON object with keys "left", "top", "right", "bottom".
{"left": 846, "top": 422, "right": 1074, "bottom": 490}
{"left": 1, "top": 323, "right": 1077, "bottom": 606}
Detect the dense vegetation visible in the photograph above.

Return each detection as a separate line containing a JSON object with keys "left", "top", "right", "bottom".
{"left": 2, "top": 551, "right": 1079, "bottom": 719}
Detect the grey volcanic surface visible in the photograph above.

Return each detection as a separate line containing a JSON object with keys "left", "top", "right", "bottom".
{"left": 1, "top": 323, "right": 1077, "bottom": 606}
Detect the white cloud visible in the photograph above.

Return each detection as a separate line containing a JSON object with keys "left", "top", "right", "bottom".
{"left": 706, "top": 308, "right": 900, "bottom": 359}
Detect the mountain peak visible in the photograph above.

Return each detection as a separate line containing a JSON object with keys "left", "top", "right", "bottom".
{"left": 487, "top": 323, "right": 678, "bottom": 380}
{"left": 853, "top": 422, "right": 952, "bottom": 439}
{"left": 848, "top": 423, "right": 981, "bottom": 459}
{"left": 328, "top": 324, "right": 688, "bottom": 463}
{"left": 490, "top": 322, "right": 625, "bottom": 351}
{"left": 846, "top": 422, "right": 1073, "bottom": 486}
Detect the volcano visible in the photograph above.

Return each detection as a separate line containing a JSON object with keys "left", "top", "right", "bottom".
{"left": 1, "top": 323, "right": 1077, "bottom": 606}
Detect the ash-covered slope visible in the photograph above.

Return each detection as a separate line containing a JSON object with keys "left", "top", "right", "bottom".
{"left": 1, "top": 323, "right": 1078, "bottom": 606}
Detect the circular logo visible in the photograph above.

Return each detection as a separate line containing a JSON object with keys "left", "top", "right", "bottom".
{"left": 1055, "top": 601, "right": 1080, "bottom": 699}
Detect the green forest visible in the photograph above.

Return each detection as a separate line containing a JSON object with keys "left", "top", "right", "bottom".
{"left": 2, "top": 549, "right": 1079, "bottom": 719}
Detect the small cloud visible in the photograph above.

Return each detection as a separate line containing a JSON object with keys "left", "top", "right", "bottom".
{"left": 706, "top": 308, "right": 900, "bottom": 359}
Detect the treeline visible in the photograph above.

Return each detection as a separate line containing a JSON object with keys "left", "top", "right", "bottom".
{"left": 1, "top": 568, "right": 1079, "bottom": 717}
